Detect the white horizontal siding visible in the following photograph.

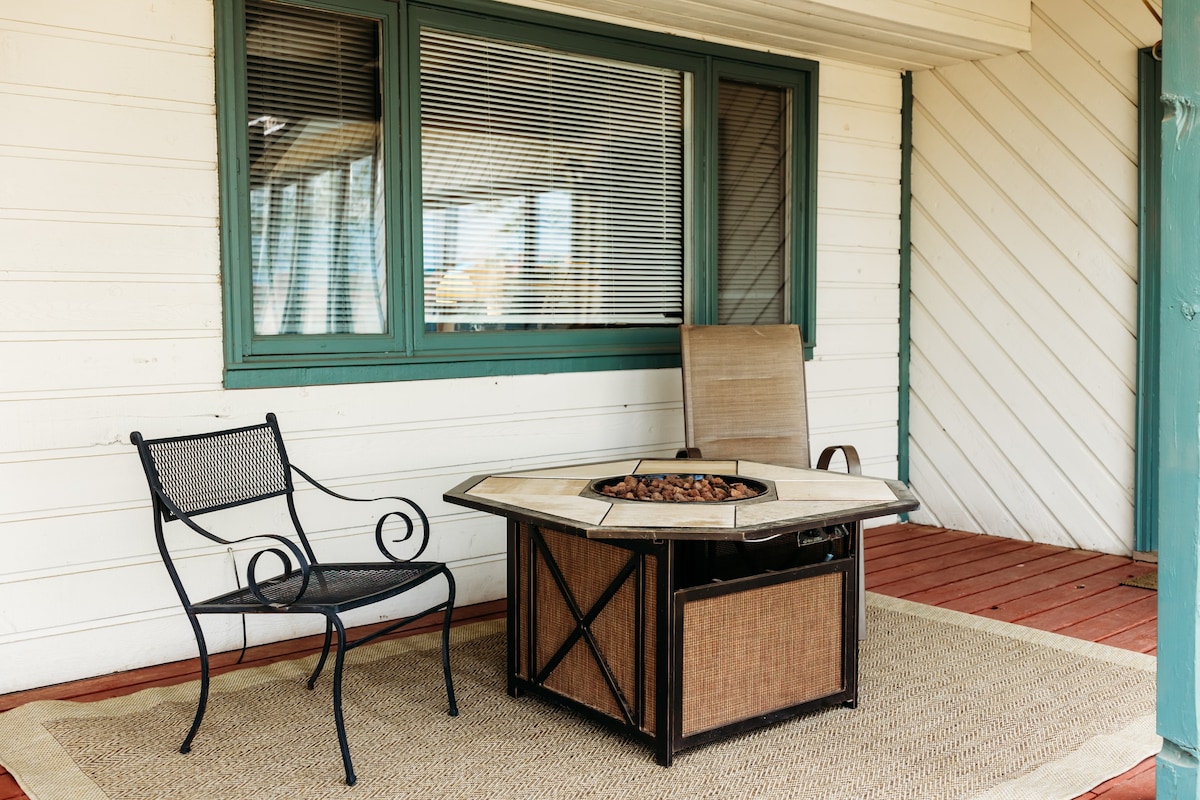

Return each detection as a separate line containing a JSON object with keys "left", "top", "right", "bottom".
{"left": 813, "top": 62, "right": 904, "bottom": 478}
{"left": 0, "top": 1, "right": 903, "bottom": 693}
{"left": 907, "top": 0, "right": 1161, "bottom": 555}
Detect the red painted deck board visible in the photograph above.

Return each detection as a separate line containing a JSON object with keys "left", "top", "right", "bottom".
{"left": 937, "top": 555, "right": 1142, "bottom": 615}
{"left": 1098, "top": 619, "right": 1158, "bottom": 655}
{"left": 973, "top": 565, "right": 1153, "bottom": 626}
{"left": 902, "top": 546, "right": 1100, "bottom": 606}
{"left": 1051, "top": 592, "right": 1159, "bottom": 641}
{"left": 870, "top": 539, "right": 1051, "bottom": 597}
{"left": 0, "top": 775, "right": 21, "bottom": 800}
{"left": 866, "top": 530, "right": 983, "bottom": 572}
{"left": 0, "top": 525, "right": 1156, "bottom": 800}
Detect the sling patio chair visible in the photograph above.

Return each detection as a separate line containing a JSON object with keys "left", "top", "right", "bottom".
{"left": 130, "top": 413, "right": 457, "bottom": 786}
{"left": 677, "top": 323, "right": 868, "bottom": 638}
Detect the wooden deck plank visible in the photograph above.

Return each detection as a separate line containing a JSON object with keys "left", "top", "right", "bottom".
{"left": 863, "top": 523, "right": 947, "bottom": 547}
{"left": 864, "top": 522, "right": 962, "bottom": 546}
{"left": 868, "top": 536, "right": 1032, "bottom": 586}
{"left": 871, "top": 539, "right": 1051, "bottom": 597}
{"left": 903, "top": 547, "right": 1102, "bottom": 606}
{"left": 863, "top": 526, "right": 1157, "bottom": 800}
{"left": 1098, "top": 619, "right": 1158, "bottom": 655}
{"left": 0, "top": 774, "right": 22, "bottom": 800}
{"left": 865, "top": 529, "right": 982, "bottom": 569}
{"left": 936, "top": 555, "right": 1142, "bottom": 615}
{"left": 1054, "top": 593, "right": 1159, "bottom": 642}
{"left": 975, "top": 571, "right": 1157, "bottom": 627}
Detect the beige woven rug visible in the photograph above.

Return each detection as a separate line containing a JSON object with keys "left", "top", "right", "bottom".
{"left": 0, "top": 594, "right": 1158, "bottom": 800}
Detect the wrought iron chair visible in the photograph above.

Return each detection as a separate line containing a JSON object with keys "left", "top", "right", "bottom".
{"left": 677, "top": 323, "right": 868, "bottom": 638}
{"left": 130, "top": 413, "right": 457, "bottom": 786}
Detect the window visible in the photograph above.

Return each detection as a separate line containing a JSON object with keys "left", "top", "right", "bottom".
{"left": 419, "top": 29, "right": 686, "bottom": 331}
{"left": 717, "top": 78, "right": 792, "bottom": 325}
{"left": 217, "top": 0, "right": 818, "bottom": 387}
{"left": 245, "top": 4, "right": 387, "bottom": 336}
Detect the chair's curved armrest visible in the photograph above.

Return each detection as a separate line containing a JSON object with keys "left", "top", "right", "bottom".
{"left": 149, "top": 488, "right": 314, "bottom": 606}
{"left": 815, "top": 444, "right": 862, "bottom": 475}
{"left": 676, "top": 447, "right": 703, "bottom": 459}
{"left": 230, "top": 533, "right": 313, "bottom": 608}
{"left": 291, "top": 465, "right": 431, "bottom": 562}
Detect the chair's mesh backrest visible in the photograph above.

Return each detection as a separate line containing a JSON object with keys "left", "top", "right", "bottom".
{"left": 138, "top": 419, "right": 291, "bottom": 518}
{"left": 680, "top": 324, "right": 812, "bottom": 469}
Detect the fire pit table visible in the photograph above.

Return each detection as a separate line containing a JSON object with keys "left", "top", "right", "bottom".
{"left": 444, "top": 458, "right": 918, "bottom": 765}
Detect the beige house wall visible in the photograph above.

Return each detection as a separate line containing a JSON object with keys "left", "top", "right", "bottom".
{"left": 0, "top": 0, "right": 906, "bottom": 692}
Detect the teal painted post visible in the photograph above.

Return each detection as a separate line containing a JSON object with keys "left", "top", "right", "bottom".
{"left": 1157, "top": 0, "right": 1200, "bottom": 796}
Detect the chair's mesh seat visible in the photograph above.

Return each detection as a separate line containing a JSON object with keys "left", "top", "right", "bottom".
{"left": 198, "top": 563, "right": 442, "bottom": 612}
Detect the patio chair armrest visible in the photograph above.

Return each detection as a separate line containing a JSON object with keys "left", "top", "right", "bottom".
{"left": 233, "top": 533, "right": 313, "bottom": 608}
{"left": 815, "top": 444, "right": 862, "bottom": 476}
{"left": 291, "top": 464, "right": 432, "bottom": 562}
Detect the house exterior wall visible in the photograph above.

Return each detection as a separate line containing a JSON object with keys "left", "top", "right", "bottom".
{"left": 0, "top": 1, "right": 906, "bottom": 693}
{"left": 907, "top": 0, "right": 1161, "bottom": 555}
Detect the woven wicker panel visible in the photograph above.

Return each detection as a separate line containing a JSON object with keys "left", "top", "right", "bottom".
{"left": 535, "top": 528, "right": 639, "bottom": 723}
{"left": 642, "top": 555, "right": 657, "bottom": 736}
{"left": 517, "top": 524, "right": 531, "bottom": 680}
{"left": 681, "top": 571, "right": 844, "bottom": 737}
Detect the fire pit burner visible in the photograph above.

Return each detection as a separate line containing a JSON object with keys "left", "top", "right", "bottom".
{"left": 593, "top": 474, "right": 766, "bottom": 502}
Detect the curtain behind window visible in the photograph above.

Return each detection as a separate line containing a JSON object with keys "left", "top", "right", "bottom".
{"left": 246, "top": 0, "right": 387, "bottom": 336}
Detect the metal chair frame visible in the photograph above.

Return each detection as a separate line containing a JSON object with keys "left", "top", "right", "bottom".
{"left": 130, "top": 413, "right": 457, "bottom": 786}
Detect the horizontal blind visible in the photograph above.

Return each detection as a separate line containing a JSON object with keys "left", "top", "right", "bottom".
{"left": 717, "top": 79, "right": 790, "bottom": 326}
{"left": 420, "top": 28, "right": 686, "bottom": 329}
{"left": 246, "top": 0, "right": 387, "bottom": 336}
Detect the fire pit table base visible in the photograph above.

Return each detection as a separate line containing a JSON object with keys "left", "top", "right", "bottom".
{"left": 508, "top": 522, "right": 858, "bottom": 765}
{"left": 444, "top": 458, "right": 917, "bottom": 765}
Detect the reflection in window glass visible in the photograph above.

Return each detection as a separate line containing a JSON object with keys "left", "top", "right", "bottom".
{"left": 717, "top": 79, "right": 791, "bottom": 325}
{"left": 246, "top": 1, "right": 387, "bottom": 336}
{"left": 420, "top": 29, "right": 686, "bottom": 331}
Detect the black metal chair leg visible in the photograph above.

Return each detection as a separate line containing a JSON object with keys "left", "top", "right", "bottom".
{"left": 181, "top": 613, "right": 210, "bottom": 754}
{"left": 307, "top": 619, "right": 334, "bottom": 690}
{"left": 329, "top": 615, "right": 356, "bottom": 786}
{"left": 441, "top": 569, "right": 458, "bottom": 717}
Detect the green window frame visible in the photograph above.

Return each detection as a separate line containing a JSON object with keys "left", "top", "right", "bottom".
{"left": 216, "top": 0, "right": 819, "bottom": 388}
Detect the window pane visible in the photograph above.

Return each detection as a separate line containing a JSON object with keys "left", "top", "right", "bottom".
{"left": 420, "top": 29, "right": 686, "bottom": 331}
{"left": 717, "top": 79, "right": 790, "bottom": 325}
{"left": 246, "top": 0, "right": 387, "bottom": 336}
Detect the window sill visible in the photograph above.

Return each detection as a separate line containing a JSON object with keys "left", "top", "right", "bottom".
{"left": 223, "top": 350, "right": 681, "bottom": 388}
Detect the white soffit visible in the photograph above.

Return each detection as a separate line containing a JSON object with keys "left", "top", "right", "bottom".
{"left": 501, "top": 0, "right": 1032, "bottom": 70}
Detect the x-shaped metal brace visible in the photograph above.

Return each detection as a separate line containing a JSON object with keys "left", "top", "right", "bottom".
{"left": 530, "top": 528, "right": 641, "bottom": 727}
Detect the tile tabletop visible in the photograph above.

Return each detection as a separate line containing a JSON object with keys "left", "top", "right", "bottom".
{"left": 444, "top": 458, "right": 919, "bottom": 541}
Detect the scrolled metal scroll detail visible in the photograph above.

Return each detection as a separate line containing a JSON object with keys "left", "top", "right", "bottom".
{"left": 245, "top": 535, "right": 311, "bottom": 607}
{"left": 374, "top": 500, "right": 431, "bottom": 562}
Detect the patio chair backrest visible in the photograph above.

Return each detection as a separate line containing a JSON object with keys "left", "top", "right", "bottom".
{"left": 132, "top": 414, "right": 293, "bottom": 522}
{"left": 679, "top": 324, "right": 812, "bottom": 469}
